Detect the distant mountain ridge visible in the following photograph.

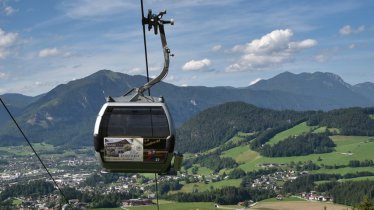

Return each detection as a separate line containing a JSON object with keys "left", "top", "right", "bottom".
{"left": 0, "top": 70, "right": 373, "bottom": 147}
{"left": 249, "top": 71, "right": 372, "bottom": 108}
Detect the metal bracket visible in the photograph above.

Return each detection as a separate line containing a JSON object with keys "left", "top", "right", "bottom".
{"left": 136, "top": 10, "right": 174, "bottom": 96}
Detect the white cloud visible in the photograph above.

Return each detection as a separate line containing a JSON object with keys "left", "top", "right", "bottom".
{"left": 315, "top": 48, "right": 338, "bottom": 62}
{"left": 128, "top": 67, "right": 143, "bottom": 74}
{"left": 63, "top": 52, "right": 72, "bottom": 57}
{"left": 249, "top": 78, "right": 262, "bottom": 86}
{"left": 149, "top": 65, "right": 161, "bottom": 72}
{"left": 0, "top": 28, "right": 18, "bottom": 59}
{"left": 339, "top": 25, "right": 365, "bottom": 36}
{"left": 0, "top": 28, "right": 17, "bottom": 48}
{"left": 211, "top": 44, "right": 222, "bottom": 52}
{"left": 165, "top": 75, "right": 175, "bottom": 82}
{"left": 226, "top": 29, "right": 317, "bottom": 72}
{"left": 0, "top": 88, "right": 6, "bottom": 94}
{"left": 182, "top": 58, "right": 211, "bottom": 71}
{"left": 60, "top": 0, "right": 136, "bottom": 18}
{"left": 4, "top": 6, "right": 15, "bottom": 16}
{"left": 348, "top": 44, "right": 356, "bottom": 49}
{"left": 0, "top": 72, "right": 9, "bottom": 79}
{"left": 38, "top": 48, "right": 70, "bottom": 58}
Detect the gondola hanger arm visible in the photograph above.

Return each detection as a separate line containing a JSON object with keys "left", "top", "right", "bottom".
{"left": 137, "top": 9, "right": 174, "bottom": 95}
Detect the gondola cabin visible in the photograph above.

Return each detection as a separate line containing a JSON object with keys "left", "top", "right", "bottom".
{"left": 93, "top": 96, "right": 176, "bottom": 174}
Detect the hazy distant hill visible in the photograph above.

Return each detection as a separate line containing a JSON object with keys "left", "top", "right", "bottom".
{"left": 353, "top": 82, "right": 374, "bottom": 103}
{"left": 249, "top": 71, "right": 373, "bottom": 109}
{"left": 1, "top": 70, "right": 374, "bottom": 147}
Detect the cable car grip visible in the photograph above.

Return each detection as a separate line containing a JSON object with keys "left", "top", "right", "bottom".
{"left": 135, "top": 9, "right": 174, "bottom": 97}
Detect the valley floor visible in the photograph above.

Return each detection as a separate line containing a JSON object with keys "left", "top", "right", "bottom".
{"left": 90, "top": 200, "right": 349, "bottom": 210}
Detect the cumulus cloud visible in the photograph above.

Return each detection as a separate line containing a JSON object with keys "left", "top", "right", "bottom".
{"left": 4, "top": 6, "right": 15, "bottom": 16}
{"left": 61, "top": 0, "right": 135, "bottom": 18}
{"left": 182, "top": 58, "right": 212, "bottom": 71}
{"left": 0, "top": 72, "right": 9, "bottom": 79}
{"left": 38, "top": 48, "right": 70, "bottom": 58}
{"left": 0, "top": 28, "right": 18, "bottom": 59}
{"left": 339, "top": 25, "right": 365, "bottom": 36}
{"left": 348, "top": 44, "right": 356, "bottom": 49}
{"left": 39, "top": 48, "right": 60, "bottom": 57}
{"left": 226, "top": 29, "right": 317, "bottom": 72}
{"left": 211, "top": 44, "right": 222, "bottom": 52}
{"left": 314, "top": 48, "right": 338, "bottom": 62}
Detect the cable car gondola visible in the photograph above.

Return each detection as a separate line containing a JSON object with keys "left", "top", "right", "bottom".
{"left": 93, "top": 9, "right": 182, "bottom": 174}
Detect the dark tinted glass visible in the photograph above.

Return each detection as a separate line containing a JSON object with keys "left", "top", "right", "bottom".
{"left": 102, "top": 106, "right": 169, "bottom": 137}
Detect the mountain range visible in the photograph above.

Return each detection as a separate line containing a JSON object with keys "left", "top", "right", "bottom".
{"left": 0, "top": 70, "right": 373, "bottom": 147}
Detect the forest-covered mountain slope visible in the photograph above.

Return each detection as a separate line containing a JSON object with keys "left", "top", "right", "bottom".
{"left": 176, "top": 102, "right": 374, "bottom": 153}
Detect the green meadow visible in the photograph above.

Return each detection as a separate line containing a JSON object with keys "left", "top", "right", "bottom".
{"left": 236, "top": 135, "right": 374, "bottom": 173}
{"left": 216, "top": 122, "right": 374, "bottom": 175}
{"left": 0, "top": 143, "right": 55, "bottom": 156}
{"left": 91, "top": 202, "right": 232, "bottom": 210}
{"left": 178, "top": 178, "right": 242, "bottom": 193}
{"left": 266, "top": 122, "right": 315, "bottom": 145}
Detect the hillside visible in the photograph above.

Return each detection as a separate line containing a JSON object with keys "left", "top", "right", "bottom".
{"left": 176, "top": 102, "right": 374, "bottom": 153}
{"left": 176, "top": 102, "right": 306, "bottom": 153}
{"left": 0, "top": 93, "right": 42, "bottom": 127}
{"left": 176, "top": 104, "right": 374, "bottom": 207}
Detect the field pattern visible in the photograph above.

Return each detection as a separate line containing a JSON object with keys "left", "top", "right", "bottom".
{"left": 233, "top": 135, "right": 374, "bottom": 174}
{"left": 266, "top": 122, "right": 314, "bottom": 145}
{"left": 178, "top": 178, "right": 242, "bottom": 193}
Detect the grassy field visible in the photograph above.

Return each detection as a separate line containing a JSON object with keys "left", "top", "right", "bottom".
{"left": 261, "top": 196, "right": 305, "bottom": 202}
{"left": 315, "top": 175, "right": 374, "bottom": 185}
{"left": 267, "top": 122, "right": 315, "bottom": 145}
{"left": 0, "top": 143, "right": 55, "bottom": 156}
{"left": 221, "top": 146, "right": 259, "bottom": 164}
{"left": 369, "top": 114, "right": 374, "bottom": 119}
{"left": 178, "top": 178, "right": 242, "bottom": 193}
{"left": 229, "top": 135, "right": 374, "bottom": 174}
{"left": 185, "top": 165, "right": 213, "bottom": 176}
{"left": 91, "top": 202, "right": 228, "bottom": 210}
{"left": 339, "top": 175, "right": 374, "bottom": 182}
{"left": 313, "top": 126, "right": 328, "bottom": 133}
{"left": 311, "top": 167, "right": 374, "bottom": 175}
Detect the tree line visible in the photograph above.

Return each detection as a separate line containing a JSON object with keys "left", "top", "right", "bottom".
{"left": 0, "top": 180, "right": 54, "bottom": 201}
{"left": 259, "top": 133, "right": 336, "bottom": 157}
{"left": 164, "top": 186, "right": 275, "bottom": 205}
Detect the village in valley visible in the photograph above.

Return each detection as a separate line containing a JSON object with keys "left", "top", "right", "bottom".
{"left": 0, "top": 150, "right": 336, "bottom": 210}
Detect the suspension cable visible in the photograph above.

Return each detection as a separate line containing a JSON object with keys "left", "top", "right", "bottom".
{"left": 141, "top": 0, "right": 151, "bottom": 97}
{"left": 155, "top": 173, "right": 160, "bottom": 210}
{"left": 0, "top": 97, "right": 70, "bottom": 206}
{"left": 141, "top": 1, "right": 160, "bottom": 209}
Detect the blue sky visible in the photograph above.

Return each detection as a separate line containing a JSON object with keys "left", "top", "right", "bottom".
{"left": 0, "top": 0, "right": 373, "bottom": 96}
